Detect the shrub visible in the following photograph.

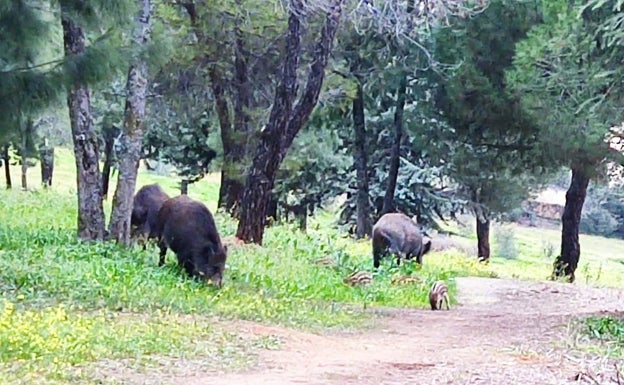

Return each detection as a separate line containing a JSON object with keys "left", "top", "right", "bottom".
{"left": 494, "top": 225, "right": 518, "bottom": 260}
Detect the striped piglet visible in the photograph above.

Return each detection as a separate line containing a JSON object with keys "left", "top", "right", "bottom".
{"left": 429, "top": 280, "right": 451, "bottom": 311}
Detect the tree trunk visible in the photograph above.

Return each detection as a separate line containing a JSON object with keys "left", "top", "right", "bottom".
{"left": 381, "top": 78, "right": 406, "bottom": 215}
{"left": 180, "top": 179, "right": 189, "bottom": 195}
{"left": 108, "top": 0, "right": 153, "bottom": 246}
{"left": 20, "top": 159, "right": 27, "bottom": 191}
{"left": 182, "top": 2, "right": 250, "bottom": 216}
{"left": 62, "top": 16, "right": 105, "bottom": 241}
{"left": 101, "top": 125, "right": 119, "bottom": 200}
{"left": 39, "top": 142, "right": 54, "bottom": 188}
{"left": 476, "top": 216, "right": 490, "bottom": 262}
{"left": 352, "top": 82, "right": 372, "bottom": 238}
{"left": 236, "top": 1, "right": 343, "bottom": 244}
{"left": 2, "top": 146, "right": 11, "bottom": 189}
{"left": 217, "top": 27, "right": 251, "bottom": 216}
{"left": 553, "top": 168, "right": 590, "bottom": 283}
{"left": 20, "top": 118, "right": 34, "bottom": 191}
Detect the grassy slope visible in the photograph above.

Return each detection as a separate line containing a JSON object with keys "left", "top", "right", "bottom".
{"left": 1, "top": 148, "right": 623, "bottom": 383}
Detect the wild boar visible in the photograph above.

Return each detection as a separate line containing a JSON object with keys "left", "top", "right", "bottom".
{"left": 372, "top": 212, "right": 432, "bottom": 268}
{"left": 153, "top": 195, "right": 228, "bottom": 287}
{"left": 130, "top": 184, "right": 170, "bottom": 246}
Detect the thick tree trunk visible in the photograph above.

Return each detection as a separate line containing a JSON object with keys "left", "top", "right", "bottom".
{"left": 476, "top": 216, "right": 491, "bottom": 262}
{"left": 108, "top": 0, "right": 153, "bottom": 246}
{"left": 2, "top": 146, "right": 11, "bottom": 189}
{"left": 352, "top": 83, "right": 372, "bottom": 238}
{"left": 236, "top": 1, "right": 343, "bottom": 244}
{"left": 381, "top": 78, "right": 407, "bottom": 215}
{"left": 39, "top": 142, "right": 54, "bottom": 188}
{"left": 552, "top": 168, "right": 590, "bottom": 283}
{"left": 62, "top": 17, "right": 105, "bottom": 241}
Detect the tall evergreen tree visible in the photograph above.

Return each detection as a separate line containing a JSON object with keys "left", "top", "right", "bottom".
{"left": 108, "top": 0, "right": 155, "bottom": 245}
{"left": 508, "top": 0, "right": 624, "bottom": 281}
{"left": 431, "top": 0, "right": 546, "bottom": 261}
{"left": 59, "top": 0, "right": 135, "bottom": 240}
{"left": 235, "top": 0, "right": 345, "bottom": 244}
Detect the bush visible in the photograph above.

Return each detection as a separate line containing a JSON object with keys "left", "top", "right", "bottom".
{"left": 494, "top": 225, "right": 518, "bottom": 260}
{"left": 580, "top": 206, "right": 619, "bottom": 237}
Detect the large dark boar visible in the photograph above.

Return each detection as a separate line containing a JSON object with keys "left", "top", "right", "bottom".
{"left": 154, "top": 195, "right": 228, "bottom": 287}
{"left": 131, "top": 184, "right": 170, "bottom": 244}
{"left": 372, "top": 213, "right": 432, "bottom": 268}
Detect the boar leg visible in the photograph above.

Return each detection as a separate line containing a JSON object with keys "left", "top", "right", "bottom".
{"left": 158, "top": 240, "right": 167, "bottom": 267}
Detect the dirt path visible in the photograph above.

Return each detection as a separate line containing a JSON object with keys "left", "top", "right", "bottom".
{"left": 180, "top": 277, "right": 624, "bottom": 385}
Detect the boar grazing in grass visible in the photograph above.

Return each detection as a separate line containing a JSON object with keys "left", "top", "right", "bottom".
{"left": 131, "top": 184, "right": 170, "bottom": 246}
{"left": 154, "top": 195, "right": 228, "bottom": 287}
{"left": 372, "top": 213, "right": 432, "bottom": 269}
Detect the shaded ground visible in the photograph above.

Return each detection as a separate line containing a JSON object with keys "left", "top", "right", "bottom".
{"left": 111, "top": 277, "right": 624, "bottom": 385}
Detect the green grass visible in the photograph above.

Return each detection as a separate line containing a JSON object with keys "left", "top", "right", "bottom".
{"left": 579, "top": 315, "right": 624, "bottom": 358}
{"left": 3, "top": 147, "right": 624, "bottom": 382}
{"left": 438, "top": 218, "right": 624, "bottom": 287}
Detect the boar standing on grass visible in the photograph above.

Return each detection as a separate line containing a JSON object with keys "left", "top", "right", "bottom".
{"left": 130, "top": 184, "right": 170, "bottom": 246}
{"left": 372, "top": 213, "right": 432, "bottom": 268}
{"left": 154, "top": 195, "right": 228, "bottom": 287}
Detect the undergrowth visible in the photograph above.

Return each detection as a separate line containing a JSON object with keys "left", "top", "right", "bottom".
{"left": 581, "top": 315, "right": 624, "bottom": 357}
{"left": 0, "top": 187, "right": 483, "bottom": 383}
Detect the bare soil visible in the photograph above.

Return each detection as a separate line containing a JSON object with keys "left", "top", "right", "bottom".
{"left": 112, "top": 277, "right": 624, "bottom": 385}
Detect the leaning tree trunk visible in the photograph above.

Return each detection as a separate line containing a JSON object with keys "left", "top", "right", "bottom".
{"left": 352, "top": 82, "right": 372, "bottom": 238}
{"left": 552, "top": 168, "right": 590, "bottom": 283}
{"left": 236, "top": 1, "right": 343, "bottom": 244}
{"left": 2, "top": 146, "right": 11, "bottom": 189}
{"left": 476, "top": 216, "right": 491, "bottom": 262}
{"left": 39, "top": 141, "right": 54, "bottom": 188}
{"left": 62, "top": 17, "right": 105, "bottom": 241}
{"left": 108, "top": 0, "right": 153, "bottom": 246}
{"left": 381, "top": 78, "right": 407, "bottom": 216}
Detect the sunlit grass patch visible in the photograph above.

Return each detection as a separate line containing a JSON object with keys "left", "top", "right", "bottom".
{"left": 0, "top": 300, "right": 267, "bottom": 385}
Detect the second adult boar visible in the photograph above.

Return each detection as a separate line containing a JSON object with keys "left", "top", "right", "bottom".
{"left": 130, "top": 183, "right": 170, "bottom": 244}
{"left": 154, "top": 195, "right": 228, "bottom": 287}
{"left": 372, "top": 212, "right": 431, "bottom": 268}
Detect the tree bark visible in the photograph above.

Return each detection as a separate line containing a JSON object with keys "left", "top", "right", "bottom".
{"left": 39, "top": 141, "right": 54, "bottom": 188}
{"left": 101, "top": 125, "right": 119, "bottom": 200}
{"left": 352, "top": 82, "right": 372, "bottom": 238}
{"left": 2, "top": 146, "right": 11, "bottom": 189}
{"left": 552, "top": 168, "right": 590, "bottom": 283}
{"left": 476, "top": 216, "right": 490, "bottom": 262}
{"left": 381, "top": 78, "right": 407, "bottom": 215}
{"left": 236, "top": 0, "right": 343, "bottom": 244}
{"left": 62, "top": 16, "right": 105, "bottom": 241}
{"left": 108, "top": 0, "right": 153, "bottom": 246}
